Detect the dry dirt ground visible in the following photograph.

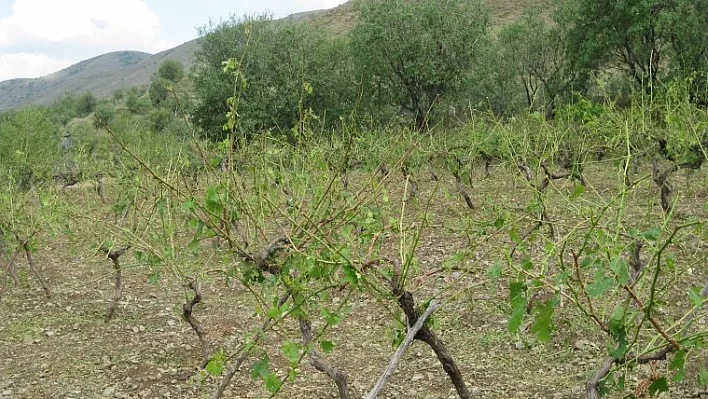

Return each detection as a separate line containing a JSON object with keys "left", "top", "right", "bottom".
{"left": 1, "top": 164, "right": 707, "bottom": 399}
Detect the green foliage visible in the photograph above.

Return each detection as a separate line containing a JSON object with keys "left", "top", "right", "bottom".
{"left": 46, "top": 94, "right": 80, "bottom": 126}
{"left": 251, "top": 354, "right": 281, "bottom": 393}
{"left": 112, "top": 88, "right": 125, "bottom": 104}
{"left": 667, "top": 0, "right": 708, "bottom": 103}
{"left": 192, "top": 14, "right": 354, "bottom": 141}
{"left": 157, "top": 59, "right": 185, "bottom": 83}
{"left": 76, "top": 92, "right": 98, "bottom": 116}
{"left": 148, "top": 109, "right": 173, "bottom": 132}
{"left": 350, "top": 0, "right": 490, "bottom": 130}
{"left": 205, "top": 350, "right": 226, "bottom": 376}
{"left": 530, "top": 300, "right": 555, "bottom": 343}
{"left": 93, "top": 102, "right": 115, "bottom": 128}
{"left": 149, "top": 77, "right": 170, "bottom": 107}
{"left": 125, "top": 91, "right": 150, "bottom": 114}
{"left": 0, "top": 107, "right": 61, "bottom": 188}
{"left": 558, "top": 0, "right": 708, "bottom": 96}
{"left": 498, "top": 9, "right": 579, "bottom": 113}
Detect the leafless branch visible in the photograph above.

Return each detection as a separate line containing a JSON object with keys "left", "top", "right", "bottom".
{"left": 300, "top": 317, "right": 351, "bottom": 399}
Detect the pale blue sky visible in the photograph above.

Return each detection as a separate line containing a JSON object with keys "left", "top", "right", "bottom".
{"left": 0, "top": 0, "right": 346, "bottom": 81}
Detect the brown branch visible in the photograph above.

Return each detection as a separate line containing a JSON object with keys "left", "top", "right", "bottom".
{"left": 402, "top": 167, "right": 417, "bottom": 204}
{"left": 365, "top": 300, "right": 439, "bottom": 399}
{"left": 396, "top": 291, "right": 471, "bottom": 399}
{"left": 652, "top": 159, "right": 678, "bottom": 214}
{"left": 587, "top": 346, "right": 676, "bottom": 399}
{"left": 540, "top": 162, "right": 571, "bottom": 181}
{"left": 238, "top": 236, "right": 290, "bottom": 275}
{"left": 629, "top": 239, "right": 644, "bottom": 284}
{"left": 99, "top": 245, "right": 130, "bottom": 323}
{"left": 22, "top": 240, "right": 51, "bottom": 298}
{"left": 623, "top": 285, "right": 682, "bottom": 350}
{"left": 572, "top": 250, "right": 608, "bottom": 332}
{"left": 0, "top": 249, "right": 22, "bottom": 299}
{"left": 299, "top": 317, "right": 351, "bottom": 399}
{"left": 182, "top": 280, "right": 213, "bottom": 368}
{"left": 455, "top": 181, "right": 475, "bottom": 210}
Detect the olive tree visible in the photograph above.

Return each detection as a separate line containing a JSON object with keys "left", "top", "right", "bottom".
{"left": 350, "top": 0, "right": 490, "bottom": 130}
{"left": 558, "top": 0, "right": 708, "bottom": 95}
{"left": 192, "top": 14, "right": 354, "bottom": 141}
{"left": 498, "top": 9, "right": 583, "bottom": 116}
{"left": 158, "top": 59, "right": 185, "bottom": 84}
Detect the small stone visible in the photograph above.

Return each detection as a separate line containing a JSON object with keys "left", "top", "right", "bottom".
{"left": 45, "top": 331, "right": 54, "bottom": 337}
{"left": 132, "top": 326, "right": 139, "bottom": 333}
{"left": 72, "top": 323, "right": 79, "bottom": 330}
{"left": 167, "top": 319, "right": 176, "bottom": 326}
{"left": 102, "top": 386, "right": 115, "bottom": 397}
{"left": 411, "top": 374, "right": 424, "bottom": 382}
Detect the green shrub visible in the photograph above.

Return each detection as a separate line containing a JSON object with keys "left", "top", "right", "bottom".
{"left": 93, "top": 102, "right": 115, "bottom": 128}
{"left": 158, "top": 59, "right": 185, "bottom": 83}
{"left": 76, "top": 92, "right": 98, "bottom": 116}
{"left": 149, "top": 109, "right": 172, "bottom": 132}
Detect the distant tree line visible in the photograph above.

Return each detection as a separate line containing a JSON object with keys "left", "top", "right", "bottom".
{"left": 190, "top": 0, "right": 707, "bottom": 140}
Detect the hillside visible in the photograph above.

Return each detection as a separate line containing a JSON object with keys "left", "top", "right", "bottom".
{"left": 0, "top": 51, "right": 151, "bottom": 111}
{"left": 0, "top": 0, "right": 555, "bottom": 111}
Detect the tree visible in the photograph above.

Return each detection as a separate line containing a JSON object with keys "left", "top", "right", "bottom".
{"left": 126, "top": 91, "right": 147, "bottom": 114}
{"left": 47, "top": 94, "right": 79, "bottom": 126}
{"left": 76, "top": 92, "right": 98, "bottom": 116}
{"left": 192, "top": 14, "right": 354, "bottom": 141}
{"left": 157, "top": 59, "right": 185, "bottom": 83}
{"left": 149, "top": 77, "right": 170, "bottom": 107}
{"left": 0, "top": 107, "right": 60, "bottom": 189}
{"left": 350, "top": 0, "right": 490, "bottom": 130}
{"left": 558, "top": 0, "right": 708, "bottom": 93}
{"left": 667, "top": 0, "right": 708, "bottom": 104}
{"left": 148, "top": 109, "right": 172, "bottom": 132}
{"left": 93, "top": 102, "right": 115, "bottom": 128}
{"left": 498, "top": 9, "right": 582, "bottom": 115}
{"left": 112, "top": 88, "right": 125, "bottom": 104}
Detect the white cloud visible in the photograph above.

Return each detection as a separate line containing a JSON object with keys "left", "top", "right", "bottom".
{"left": 0, "top": 52, "right": 74, "bottom": 80}
{"left": 0, "top": 0, "right": 177, "bottom": 81}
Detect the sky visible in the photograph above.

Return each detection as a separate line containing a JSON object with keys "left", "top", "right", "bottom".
{"left": 0, "top": 0, "right": 347, "bottom": 81}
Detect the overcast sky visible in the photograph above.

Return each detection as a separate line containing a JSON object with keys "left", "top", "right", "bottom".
{"left": 0, "top": 0, "right": 347, "bottom": 81}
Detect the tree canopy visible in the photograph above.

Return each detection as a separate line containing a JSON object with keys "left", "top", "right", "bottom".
{"left": 350, "top": 0, "right": 490, "bottom": 130}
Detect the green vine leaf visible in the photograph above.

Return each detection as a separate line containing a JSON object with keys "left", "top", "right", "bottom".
{"left": 320, "top": 340, "right": 334, "bottom": 354}
{"left": 588, "top": 270, "right": 614, "bottom": 297}
{"left": 669, "top": 349, "right": 686, "bottom": 382}
{"left": 508, "top": 282, "right": 527, "bottom": 333}
{"left": 530, "top": 300, "right": 554, "bottom": 343}
{"left": 648, "top": 377, "right": 669, "bottom": 396}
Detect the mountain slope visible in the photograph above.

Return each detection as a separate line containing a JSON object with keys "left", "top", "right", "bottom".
{"left": 75, "top": 39, "right": 201, "bottom": 99}
{"left": 0, "top": 51, "right": 151, "bottom": 111}
{"left": 0, "top": 0, "right": 555, "bottom": 111}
